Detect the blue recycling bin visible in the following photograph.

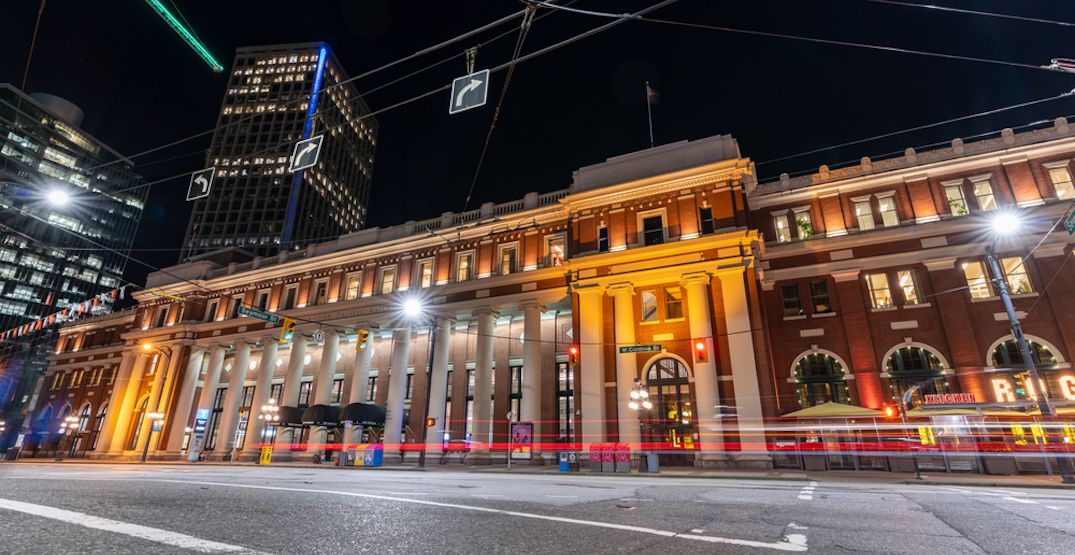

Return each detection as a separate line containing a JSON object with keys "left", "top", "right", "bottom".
{"left": 559, "top": 452, "right": 570, "bottom": 472}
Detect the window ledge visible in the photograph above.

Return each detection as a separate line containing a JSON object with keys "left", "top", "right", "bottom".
{"left": 870, "top": 306, "right": 898, "bottom": 313}
{"left": 903, "top": 302, "right": 932, "bottom": 309}
{"left": 1011, "top": 292, "right": 1039, "bottom": 299}
{"left": 812, "top": 312, "right": 837, "bottom": 318}
{"left": 640, "top": 320, "right": 662, "bottom": 326}
{"left": 663, "top": 318, "right": 685, "bottom": 323}
{"left": 783, "top": 315, "right": 808, "bottom": 321}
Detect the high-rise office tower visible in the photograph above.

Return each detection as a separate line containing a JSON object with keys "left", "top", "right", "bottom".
{"left": 181, "top": 42, "right": 378, "bottom": 260}
{"left": 0, "top": 84, "right": 145, "bottom": 440}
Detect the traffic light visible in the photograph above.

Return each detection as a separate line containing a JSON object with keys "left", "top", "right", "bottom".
{"left": 694, "top": 339, "right": 708, "bottom": 363}
{"left": 883, "top": 404, "right": 900, "bottom": 418}
{"left": 425, "top": 417, "right": 436, "bottom": 427}
{"left": 356, "top": 328, "right": 370, "bottom": 351}
{"left": 568, "top": 344, "right": 579, "bottom": 366}
{"left": 280, "top": 318, "right": 297, "bottom": 343}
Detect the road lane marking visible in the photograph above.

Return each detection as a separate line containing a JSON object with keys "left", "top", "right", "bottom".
{"left": 0, "top": 497, "right": 263, "bottom": 554}
{"left": 546, "top": 495, "right": 579, "bottom": 498}
{"left": 1002, "top": 496, "right": 1038, "bottom": 505}
{"left": 797, "top": 482, "right": 817, "bottom": 501}
{"left": 155, "top": 479, "right": 808, "bottom": 552}
{"left": 1047, "top": 506, "right": 1062, "bottom": 510}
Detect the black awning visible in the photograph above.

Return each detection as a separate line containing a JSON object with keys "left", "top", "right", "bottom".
{"left": 339, "top": 403, "right": 386, "bottom": 427}
{"left": 301, "top": 404, "right": 340, "bottom": 426}
{"left": 277, "top": 406, "right": 306, "bottom": 427}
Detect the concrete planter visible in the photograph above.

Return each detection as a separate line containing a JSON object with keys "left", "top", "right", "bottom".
{"left": 983, "top": 456, "right": 1017, "bottom": 475}
{"left": 802, "top": 455, "right": 828, "bottom": 471}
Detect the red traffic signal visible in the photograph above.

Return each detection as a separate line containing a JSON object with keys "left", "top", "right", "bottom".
{"left": 568, "top": 344, "right": 580, "bottom": 366}
{"left": 694, "top": 339, "right": 708, "bottom": 363}
{"left": 425, "top": 417, "right": 436, "bottom": 427}
{"left": 883, "top": 404, "right": 900, "bottom": 418}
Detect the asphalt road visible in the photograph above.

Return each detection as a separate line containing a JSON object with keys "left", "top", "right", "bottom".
{"left": 1, "top": 463, "right": 1074, "bottom": 554}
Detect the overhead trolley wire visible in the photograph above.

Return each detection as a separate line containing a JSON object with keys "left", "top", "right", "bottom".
{"left": 859, "top": 0, "right": 1075, "bottom": 28}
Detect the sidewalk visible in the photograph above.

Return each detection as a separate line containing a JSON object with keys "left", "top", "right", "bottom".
{"left": 6, "top": 457, "right": 1075, "bottom": 489}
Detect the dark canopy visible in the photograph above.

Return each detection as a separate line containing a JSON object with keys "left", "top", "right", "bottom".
{"left": 301, "top": 404, "right": 340, "bottom": 426}
{"left": 339, "top": 403, "right": 386, "bottom": 427}
{"left": 277, "top": 406, "right": 305, "bottom": 427}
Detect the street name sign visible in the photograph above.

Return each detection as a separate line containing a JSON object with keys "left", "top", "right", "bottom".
{"left": 448, "top": 69, "right": 490, "bottom": 114}
{"left": 186, "top": 167, "right": 215, "bottom": 201}
{"left": 618, "top": 344, "right": 662, "bottom": 353}
{"left": 238, "top": 305, "right": 281, "bottom": 325}
{"left": 288, "top": 134, "right": 324, "bottom": 172}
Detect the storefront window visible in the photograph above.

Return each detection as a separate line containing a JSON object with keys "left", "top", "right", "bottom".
{"left": 886, "top": 346, "right": 949, "bottom": 407}
{"left": 793, "top": 353, "right": 849, "bottom": 407}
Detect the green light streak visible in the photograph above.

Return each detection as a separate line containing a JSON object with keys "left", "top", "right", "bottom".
{"left": 145, "top": 0, "right": 224, "bottom": 72}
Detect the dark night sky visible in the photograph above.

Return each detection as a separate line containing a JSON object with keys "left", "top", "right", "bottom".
{"left": 3, "top": 1, "right": 1074, "bottom": 287}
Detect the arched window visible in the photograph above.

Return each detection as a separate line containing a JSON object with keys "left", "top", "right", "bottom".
{"left": 77, "top": 404, "right": 92, "bottom": 433}
{"left": 793, "top": 352, "right": 849, "bottom": 407}
{"left": 127, "top": 397, "right": 149, "bottom": 451}
{"left": 991, "top": 338, "right": 1065, "bottom": 400}
{"left": 644, "top": 358, "right": 695, "bottom": 452}
{"left": 92, "top": 403, "right": 108, "bottom": 450}
{"left": 886, "top": 345, "right": 949, "bottom": 407}
{"left": 992, "top": 339, "right": 1058, "bottom": 368}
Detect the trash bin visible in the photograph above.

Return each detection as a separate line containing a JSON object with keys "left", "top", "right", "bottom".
{"left": 614, "top": 444, "right": 630, "bottom": 473}
{"left": 589, "top": 445, "right": 602, "bottom": 472}
{"left": 600, "top": 445, "right": 614, "bottom": 473}
{"left": 640, "top": 452, "right": 660, "bottom": 473}
{"left": 559, "top": 452, "right": 570, "bottom": 472}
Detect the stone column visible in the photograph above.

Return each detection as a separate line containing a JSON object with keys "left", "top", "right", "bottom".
{"left": 716, "top": 266, "right": 769, "bottom": 462}
{"left": 607, "top": 283, "right": 641, "bottom": 449}
{"left": 214, "top": 341, "right": 252, "bottom": 457}
{"left": 521, "top": 302, "right": 544, "bottom": 458}
{"left": 187, "top": 344, "right": 225, "bottom": 461}
{"left": 344, "top": 333, "right": 375, "bottom": 444}
{"left": 241, "top": 337, "right": 279, "bottom": 458}
{"left": 424, "top": 318, "right": 452, "bottom": 456}
{"left": 383, "top": 327, "right": 412, "bottom": 454}
{"left": 135, "top": 350, "right": 180, "bottom": 453}
{"left": 306, "top": 330, "right": 340, "bottom": 454}
{"left": 576, "top": 286, "right": 606, "bottom": 446}
{"left": 93, "top": 351, "right": 137, "bottom": 455}
{"left": 106, "top": 353, "right": 150, "bottom": 454}
{"left": 471, "top": 309, "right": 497, "bottom": 456}
{"left": 274, "top": 338, "right": 307, "bottom": 449}
{"left": 164, "top": 347, "right": 207, "bottom": 454}
{"left": 681, "top": 272, "right": 726, "bottom": 465}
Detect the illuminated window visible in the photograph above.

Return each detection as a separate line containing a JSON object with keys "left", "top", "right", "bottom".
{"left": 877, "top": 195, "right": 900, "bottom": 227}
{"left": 312, "top": 280, "right": 328, "bottom": 306}
{"left": 664, "top": 287, "right": 683, "bottom": 319}
{"left": 345, "top": 273, "right": 361, "bottom": 300}
{"left": 886, "top": 346, "right": 948, "bottom": 407}
{"left": 944, "top": 184, "right": 968, "bottom": 216}
{"left": 498, "top": 244, "right": 518, "bottom": 275}
{"left": 455, "top": 252, "right": 473, "bottom": 282}
{"left": 545, "top": 235, "right": 565, "bottom": 267}
{"left": 781, "top": 284, "right": 803, "bottom": 317}
{"left": 793, "top": 353, "right": 848, "bottom": 407}
{"left": 972, "top": 179, "right": 997, "bottom": 211}
{"left": 378, "top": 267, "right": 396, "bottom": 295}
{"left": 809, "top": 280, "right": 832, "bottom": 314}
{"left": 793, "top": 209, "right": 813, "bottom": 239}
{"left": 1047, "top": 165, "right": 1074, "bottom": 199}
{"left": 1001, "top": 256, "right": 1033, "bottom": 294}
{"left": 854, "top": 200, "right": 875, "bottom": 230}
{"left": 897, "top": 269, "right": 921, "bottom": 304}
{"left": 963, "top": 261, "right": 992, "bottom": 299}
{"left": 640, "top": 289, "right": 658, "bottom": 322}
{"left": 416, "top": 259, "right": 434, "bottom": 288}
{"left": 772, "top": 213, "right": 791, "bottom": 243}
{"left": 866, "top": 273, "right": 893, "bottom": 308}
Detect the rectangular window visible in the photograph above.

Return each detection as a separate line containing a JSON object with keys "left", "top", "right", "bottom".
{"left": 379, "top": 267, "right": 396, "bottom": 295}
{"left": 641, "top": 215, "right": 664, "bottom": 246}
{"left": 229, "top": 296, "right": 243, "bottom": 318}
{"left": 557, "top": 361, "right": 574, "bottom": 443}
{"left": 499, "top": 245, "right": 518, "bottom": 275}
{"left": 781, "top": 284, "right": 803, "bottom": 317}
{"left": 155, "top": 306, "right": 169, "bottom": 328}
{"left": 330, "top": 378, "right": 344, "bottom": 404}
{"left": 865, "top": 273, "right": 894, "bottom": 308}
{"left": 896, "top": 269, "right": 921, "bottom": 304}
{"left": 415, "top": 259, "right": 433, "bottom": 288}
{"left": 283, "top": 286, "right": 297, "bottom": 310}
{"left": 509, "top": 366, "right": 522, "bottom": 421}
{"left": 270, "top": 383, "right": 283, "bottom": 403}
{"left": 809, "top": 280, "right": 832, "bottom": 314}
{"left": 1001, "top": 256, "right": 1033, "bottom": 294}
{"left": 298, "top": 381, "right": 313, "bottom": 407}
{"left": 205, "top": 300, "right": 218, "bottom": 322}
{"left": 366, "top": 375, "right": 378, "bottom": 402}
{"left": 597, "top": 227, "right": 609, "bottom": 253}
{"left": 972, "top": 180, "right": 997, "bottom": 211}
{"left": 699, "top": 207, "right": 715, "bottom": 235}
{"left": 877, "top": 195, "right": 900, "bottom": 227}
{"left": 256, "top": 290, "right": 270, "bottom": 310}
{"left": 456, "top": 252, "right": 473, "bottom": 282}
{"left": 945, "top": 184, "right": 968, "bottom": 216}
{"left": 773, "top": 213, "right": 791, "bottom": 243}
{"left": 546, "top": 236, "right": 565, "bottom": 267}
{"left": 854, "top": 200, "right": 875, "bottom": 230}
{"left": 1048, "top": 166, "right": 1074, "bottom": 199}
{"left": 640, "top": 289, "right": 658, "bottom": 322}
{"left": 345, "top": 274, "right": 361, "bottom": 300}
{"left": 404, "top": 369, "right": 414, "bottom": 400}
{"left": 312, "top": 280, "right": 328, "bottom": 306}
{"left": 664, "top": 287, "right": 683, "bottom": 319}
{"left": 793, "top": 210, "right": 813, "bottom": 239}
{"left": 963, "top": 261, "right": 992, "bottom": 299}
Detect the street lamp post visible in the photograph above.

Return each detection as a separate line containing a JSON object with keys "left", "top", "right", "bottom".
{"left": 628, "top": 378, "right": 653, "bottom": 471}
{"left": 257, "top": 398, "right": 281, "bottom": 455}
{"left": 403, "top": 298, "right": 439, "bottom": 469}
{"left": 140, "top": 412, "right": 165, "bottom": 463}
{"left": 986, "top": 212, "right": 1075, "bottom": 484}
{"left": 58, "top": 415, "right": 80, "bottom": 459}
{"left": 899, "top": 383, "right": 924, "bottom": 481}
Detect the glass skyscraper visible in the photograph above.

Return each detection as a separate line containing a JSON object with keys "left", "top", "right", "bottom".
{"left": 180, "top": 42, "right": 378, "bottom": 261}
{"left": 0, "top": 84, "right": 145, "bottom": 444}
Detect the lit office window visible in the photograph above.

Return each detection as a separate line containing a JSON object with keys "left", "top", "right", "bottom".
{"left": 972, "top": 180, "right": 997, "bottom": 211}
{"left": 962, "top": 261, "right": 992, "bottom": 299}
{"left": 1001, "top": 257, "right": 1033, "bottom": 294}
{"left": 878, "top": 196, "right": 900, "bottom": 227}
{"left": 897, "top": 270, "right": 921, "bottom": 304}
{"left": 945, "top": 184, "right": 968, "bottom": 216}
{"left": 855, "top": 200, "right": 875, "bottom": 230}
{"left": 1048, "top": 166, "right": 1074, "bottom": 199}
{"left": 866, "top": 273, "right": 894, "bottom": 308}
{"left": 773, "top": 213, "right": 791, "bottom": 243}
{"left": 640, "top": 290, "right": 658, "bottom": 322}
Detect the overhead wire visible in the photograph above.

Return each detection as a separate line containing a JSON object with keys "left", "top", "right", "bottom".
{"left": 859, "top": 0, "right": 1075, "bottom": 28}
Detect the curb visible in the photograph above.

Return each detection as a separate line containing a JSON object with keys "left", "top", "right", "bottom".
{"left": 899, "top": 479, "right": 1075, "bottom": 490}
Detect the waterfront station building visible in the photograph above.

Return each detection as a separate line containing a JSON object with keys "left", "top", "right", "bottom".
{"left": 27, "top": 120, "right": 1075, "bottom": 470}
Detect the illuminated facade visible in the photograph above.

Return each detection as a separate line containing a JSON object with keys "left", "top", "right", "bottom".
{"left": 29, "top": 120, "right": 1075, "bottom": 470}
{"left": 181, "top": 42, "right": 378, "bottom": 260}
{"left": 0, "top": 85, "right": 145, "bottom": 448}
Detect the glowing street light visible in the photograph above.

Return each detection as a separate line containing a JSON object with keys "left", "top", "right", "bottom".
{"left": 403, "top": 298, "right": 423, "bottom": 318}
{"left": 59, "top": 415, "right": 80, "bottom": 459}
{"left": 47, "top": 189, "right": 70, "bottom": 206}
{"left": 989, "top": 210, "right": 1022, "bottom": 236}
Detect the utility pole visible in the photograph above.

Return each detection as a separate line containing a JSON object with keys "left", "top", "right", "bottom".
{"left": 417, "top": 319, "right": 438, "bottom": 468}
{"left": 986, "top": 244, "right": 1075, "bottom": 484}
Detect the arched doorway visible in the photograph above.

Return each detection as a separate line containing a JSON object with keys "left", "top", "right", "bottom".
{"left": 642, "top": 357, "right": 695, "bottom": 466}
{"left": 884, "top": 344, "right": 950, "bottom": 408}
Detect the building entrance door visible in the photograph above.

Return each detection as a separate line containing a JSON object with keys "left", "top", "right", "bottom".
{"left": 643, "top": 358, "right": 696, "bottom": 466}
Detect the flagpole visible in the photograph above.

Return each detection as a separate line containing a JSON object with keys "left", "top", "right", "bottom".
{"left": 645, "top": 81, "right": 654, "bottom": 148}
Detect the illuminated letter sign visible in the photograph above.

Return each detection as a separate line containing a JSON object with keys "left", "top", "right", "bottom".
{"left": 992, "top": 379, "right": 1016, "bottom": 403}
{"left": 1059, "top": 375, "right": 1075, "bottom": 402}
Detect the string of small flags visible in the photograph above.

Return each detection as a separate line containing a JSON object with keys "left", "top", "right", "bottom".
{"left": 0, "top": 285, "right": 131, "bottom": 341}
